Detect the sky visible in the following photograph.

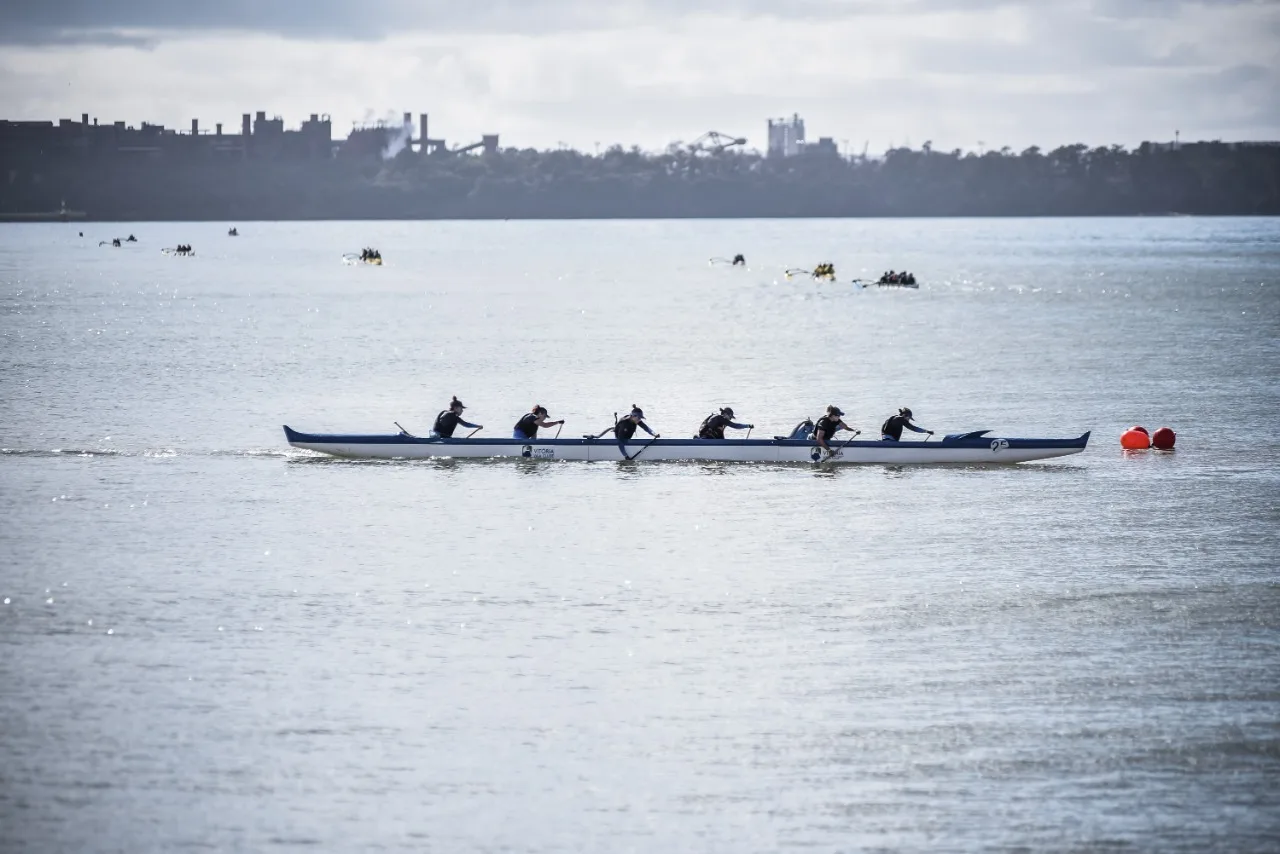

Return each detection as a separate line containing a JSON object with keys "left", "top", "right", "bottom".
{"left": 0, "top": 0, "right": 1277, "bottom": 154}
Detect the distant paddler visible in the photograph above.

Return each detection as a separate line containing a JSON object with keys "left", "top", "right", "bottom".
{"left": 228, "top": 227, "right": 238, "bottom": 236}
{"left": 513, "top": 404, "right": 565, "bottom": 440}
{"left": 732, "top": 253, "right": 745, "bottom": 266}
{"left": 125, "top": 234, "right": 137, "bottom": 243}
{"left": 880, "top": 407, "right": 933, "bottom": 441}
{"left": 696, "top": 406, "right": 753, "bottom": 439}
{"left": 589, "top": 405, "right": 659, "bottom": 460}
{"left": 813, "top": 405, "right": 858, "bottom": 454}
{"left": 431, "top": 396, "right": 483, "bottom": 438}
{"left": 785, "top": 263, "right": 836, "bottom": 280}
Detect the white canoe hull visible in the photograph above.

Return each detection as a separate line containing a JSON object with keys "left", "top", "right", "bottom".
{"left": 283, "top": 427, "right": 1089, "bottom": 465}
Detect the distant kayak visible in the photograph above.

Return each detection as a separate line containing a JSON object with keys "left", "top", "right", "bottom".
{"left": 343, "top": 253, "right": 383, "bottom": 266}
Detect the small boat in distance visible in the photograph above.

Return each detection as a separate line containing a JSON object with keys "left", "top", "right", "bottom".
{"left": 284, "top": 426, "right": 1090, "bottom": 464}
{"left": 343, "top": 249, "right": 383, "bottom": 266}
{"left": 877, "top": 271, "right": 918, "bottom": 287}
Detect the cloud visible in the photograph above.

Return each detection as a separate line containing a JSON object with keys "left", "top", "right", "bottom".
{"left": 0, "top": 0, "right": 1276, "bottom": 153}
{"left": 0, "top": 0, "right": 1228, "bottom": 44}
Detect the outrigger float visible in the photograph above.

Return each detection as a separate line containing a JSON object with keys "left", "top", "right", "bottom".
{"left": 283, "top": 426, "right": 1090, "bottom": 464}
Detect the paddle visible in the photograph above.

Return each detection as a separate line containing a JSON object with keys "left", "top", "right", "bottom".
{"left": 820, "top": 430, "right": 861, "bottom": 461}
{"left": 465, "top": 427, "right": 482, "bottom": 438}
{"left": 627, "top": 433, "right": 661, "bottom": 461}
{"left": 394, "top": 421, "right": 416, "bottom": 438}
{"left": 554, "top": 423, "right": 563, "bottom": 439}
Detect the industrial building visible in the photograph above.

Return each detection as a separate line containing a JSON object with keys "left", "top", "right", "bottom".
{"left": 0, "top": 110, "right": 498, "bottom": 162}
{"left": 766, "top": 114, "right": 838, "bottom": 158}
{"left": 767, "top": 114, "right": 805, "bottom": 158}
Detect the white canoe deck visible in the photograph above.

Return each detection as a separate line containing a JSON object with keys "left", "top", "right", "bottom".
{"left": 283, "top": 427, "right": 1090, "bottom": 464}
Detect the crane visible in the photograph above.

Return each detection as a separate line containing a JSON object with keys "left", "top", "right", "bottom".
{"left": 688, "top": 131, "right": 747, "bottom": 155}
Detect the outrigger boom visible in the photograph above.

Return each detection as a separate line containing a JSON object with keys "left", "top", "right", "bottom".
{"left": 283, "top": 426, "right": 1089, "bottom": 464}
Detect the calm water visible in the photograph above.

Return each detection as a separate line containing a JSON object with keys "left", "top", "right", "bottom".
{"left": 2, "top": 218, "right": 1278, "bottom": 852}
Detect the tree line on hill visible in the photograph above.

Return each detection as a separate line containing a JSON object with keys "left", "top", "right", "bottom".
{"left": 4, "top": 139, "right": 1278, "bottom": 219}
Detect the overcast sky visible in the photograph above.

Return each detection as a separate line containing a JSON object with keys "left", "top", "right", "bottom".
{"left": 1, "top": 0, "right": 1276, "bottom": 154}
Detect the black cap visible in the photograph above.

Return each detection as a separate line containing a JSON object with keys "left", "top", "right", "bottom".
{"left": 451, "top": 396, "right": 466, "bottom": 409}
{"left": 721, "top": 407, "right": 734, "bottom": 418}
{"left": 900, "top": 407, "right": 912, "bottom": 418}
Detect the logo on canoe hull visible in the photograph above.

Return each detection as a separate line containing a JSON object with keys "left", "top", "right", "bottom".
{"left": 991, "top": 439, "right": 1010, "bottom": 452}
{"left": 521, "top": 444, "right": 533, "bottom": 457}
{"left": 521, "top": 444, "right": 554, "bottom": 459}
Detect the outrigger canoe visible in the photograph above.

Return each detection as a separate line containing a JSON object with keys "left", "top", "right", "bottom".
{"left": 283, "top": 426, "right": 1089, "bottom": 464}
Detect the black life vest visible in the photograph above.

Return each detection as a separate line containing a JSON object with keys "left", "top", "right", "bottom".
{"left": 615, "top": 419, "right": 639, "bottom": 442}
{"left": 698, "top": 414, "right": 728, "bottom": 440}
{"left": 433, "top": 409, "right": 461, "bottom": 437}
{"left": 515, "top": 412, "right": 540, "bottom": 438}
{"left": 814, "top": 415, "right": 839, "bottom": 441}
{"left": 881, "top": 415, "right": 905, "bottom": 440}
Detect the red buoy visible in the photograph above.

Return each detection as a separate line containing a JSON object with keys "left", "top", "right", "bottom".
{"left": 1121, "top": 427, "right": 1151, "bottom": 450}
{"left": 1152, "top": 427, "right": 1176, "bottom": 450}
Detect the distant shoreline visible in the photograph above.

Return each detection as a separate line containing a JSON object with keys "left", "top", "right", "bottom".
{"left": 4, "top": 141, "right": 1277, "bottom": 220}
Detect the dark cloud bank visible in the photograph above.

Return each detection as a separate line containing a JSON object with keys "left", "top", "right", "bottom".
{"left": 0, "top": 0, "right": 1265, "bottom": 45}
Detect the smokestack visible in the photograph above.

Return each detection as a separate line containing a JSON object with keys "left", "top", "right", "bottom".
{"left": 419, "top": 114, "right": 428, "bottom": 154}
{"left": 242, "top": 113, "right": 251, "bottom": 137}
{"left": 191, "top": 118, "right": 199, "bottom": 135}
{"left": 81, "top": 113, "right": 89, "bottom": 125}
{"left": 216, "top": 122, "right": 223, "bottom": 136}
{"left": 403, "top": 112, "right": 412, "bottom": 129}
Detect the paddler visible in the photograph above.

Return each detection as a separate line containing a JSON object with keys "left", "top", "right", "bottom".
{"left": 513, "top": 404, "right": 564, "bottom": 440}
{"left": 881, "top": 407, "right": 933, "bottom": 441}
{"left": 589, "top": 405, "right": 659, "bottom": 460}
{"left": 732, "top": 253, "right": 745, "bottom": 266}
{"left": 430, "top": 396, "right": 483, "bottom": 438}
{"left": 696, "top": 406, "right": 753, "bottom": 440}
{"left": 813, "top": 405, "right": 857, "bottom": 453}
